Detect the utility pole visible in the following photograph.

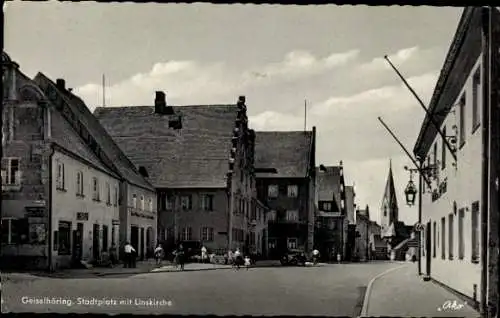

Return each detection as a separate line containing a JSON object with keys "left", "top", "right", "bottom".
{"left": 304, "top": 99, "right": 307, "bottom": 131}
{"left": 384, "top": 56, "right": 457, "bottom": 161}
{"left": 102, "top": 74, "right": 106, "bottom": 107}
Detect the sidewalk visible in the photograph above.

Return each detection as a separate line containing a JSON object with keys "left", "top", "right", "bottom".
{"left": 361, "top": 264, "right": 480, "bottom": 317}
{"left": 151, "top": 263, "right": 232, "bottom": 272}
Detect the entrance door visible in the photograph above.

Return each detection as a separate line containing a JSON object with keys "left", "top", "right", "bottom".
{"left": 93, "top": 224, "right": 100, "bottom": 261}
{"left": 425, "top": 221, "right": 431, "bottom": 276}
{"left": 131, "top": 226, "right": 139, "bottom": 256}
{"left": 140, "top": 227, "right": 145, "bottom": 260}
{"left": 72, "top": 223, "right": 84, "bottom": 265}
{"left": 102, "top": 225, "right": 109, "bottom": 252}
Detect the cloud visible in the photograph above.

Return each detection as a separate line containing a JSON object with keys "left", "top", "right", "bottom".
{"left": 73, "top": 48, "right": 360, "bottom": 110}
{"left": 358, "top": 46, "right": 419, "bottom": 72}
{"left": 243, "top": 49, "right": 360, "bottom": 83}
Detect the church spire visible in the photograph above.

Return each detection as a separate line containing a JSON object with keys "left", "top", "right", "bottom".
{"left": 381, "top": 158, "right": 399, "bottom": 227}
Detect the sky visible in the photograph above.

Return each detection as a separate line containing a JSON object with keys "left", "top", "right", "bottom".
{"left": 4, "top": 3, "right": 464, "bottom": 226}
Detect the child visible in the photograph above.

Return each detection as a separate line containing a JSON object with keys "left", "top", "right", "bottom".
{"left": 244, "top": 255, "right": 251, "bottom": 270}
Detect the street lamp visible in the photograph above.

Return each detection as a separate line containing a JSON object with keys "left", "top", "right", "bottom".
{"left": 404, "top": 166, "right": 418, "bottom": 206}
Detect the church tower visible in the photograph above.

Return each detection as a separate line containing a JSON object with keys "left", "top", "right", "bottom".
{"left": 380, "top": 159, "right": 399, "bottom": 237}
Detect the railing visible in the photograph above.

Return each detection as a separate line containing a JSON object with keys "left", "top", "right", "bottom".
{"left": 1, "top": 170, "right": 22, "bottom": 191}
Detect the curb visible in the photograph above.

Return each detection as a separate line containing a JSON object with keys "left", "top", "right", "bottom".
{"left": 359, "top": 264, "right": 409, "bottom": 317}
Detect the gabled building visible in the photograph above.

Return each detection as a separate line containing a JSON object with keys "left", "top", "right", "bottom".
{"left": 94, "top": 94, "right": 267, "bottom": 256}
{"left": 33, "top": 72, "right": 157, "bottom": 263}
{"left": 1, "top": 53, "right": 152, "bottom": 270}
{"left": 355, "top": 206, "right": 384, "bottom": 261}
{"left": 412, "top": 7, "right": 499, "bottom": 315}
{"left": 254, "top": 130, "right": 316, "bottom": 259}
{"left": 314, "top": 165, "right": 348, "bottom": 261}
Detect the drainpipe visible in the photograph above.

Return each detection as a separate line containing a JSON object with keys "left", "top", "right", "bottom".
{"left": 480, "top": 7, "right": 491, "bottom": 315}
{"left": 47, "top": 143, "right": 55, "bottom": 272}
{"left": 418, "top": 160, "right": 423, "bottom": 276}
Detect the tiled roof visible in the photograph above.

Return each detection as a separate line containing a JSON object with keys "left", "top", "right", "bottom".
{"left": 316, "top": 166, "right": 342, "bottom": 210}
{"left": 254, "top": 131, "right": 313, "bottom": 179}
{"left": 34, "top": 73, "right": 154, "bottom": 191}
{"left": 50, "top": 109, "right": 119, "bottom": 179}
{"left": 94, "top": 105, "right": 239, "bottom": 188}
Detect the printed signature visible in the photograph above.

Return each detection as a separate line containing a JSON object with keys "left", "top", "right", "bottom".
{"left": 437, "top": 300, "right": 467, "bottom": 311}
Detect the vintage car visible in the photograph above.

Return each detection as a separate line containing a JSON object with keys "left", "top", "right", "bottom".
{"left": 280, "top": 249, "right": 307, "bottom": 266}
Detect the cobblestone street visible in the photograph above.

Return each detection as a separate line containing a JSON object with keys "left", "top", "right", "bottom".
{"left": 2, "top": 262, "right": 402, "bottom": 316}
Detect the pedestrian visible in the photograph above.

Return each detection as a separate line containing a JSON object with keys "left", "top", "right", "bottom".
{"left": 244, "top": 255, "right": 251, "bottom": 270}
{"left": 312, "top": 248, "right": 320, "bottom": 265}
{"left": 234, "top": 248, "right": 242, "bottom": 270}
{"left": 154, "top": 243, "right": 164, "bottom": 266}
{"left": 228, "top": 249, "right": 234, "bottom": 267}
{"left": 124, "top": 242, "right": 135, "bottom": 268}
{"left": 201, "top": 245, "right": 207, "bottom": 263}
{"left": 177, "top": 244, "right": 185, "bottom": 271}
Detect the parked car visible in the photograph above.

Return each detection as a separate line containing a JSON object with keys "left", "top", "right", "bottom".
{"left": 280, "top": 249, "right": 307, "bottom": 266}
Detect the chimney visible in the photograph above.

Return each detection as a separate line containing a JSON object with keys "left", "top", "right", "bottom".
{"left": 56, "top": 79, "right": 66, "bottom": 90}
{"left": 155, "top": 91, "right": 166, "bottom": 114}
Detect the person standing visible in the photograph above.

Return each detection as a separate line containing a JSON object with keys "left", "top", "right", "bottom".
{"left": 124, "top": 242, "right": 136, "bottom": 268}
{"left": 312, "top": 248, "right": 320, "bottom": 265}
{"left": 234, "top": 248, "right": 242, "bottom": 270}
{"left": 177, "top": 244, "right": 185, "bottom": 270}
{"left": 154, "top": 243, "right": 164, "bottom": 266}
{"left": 201, "top": 245, "right": 207, "bottom": 263}
{"left": 244, "top": 255, "right": 251, "bottom": 270}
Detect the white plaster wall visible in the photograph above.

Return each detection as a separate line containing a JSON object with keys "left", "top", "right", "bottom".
{"left": 126, "top": 183, "right": 157, "bottom": 255}
{"left": 421, "top": 56, "right": 483, "bottom": 300}
{"left": 51, "top": 150, "right": 120, "bottom": 267}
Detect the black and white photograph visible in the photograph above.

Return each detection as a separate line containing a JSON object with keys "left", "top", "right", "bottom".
{"left": 1, "top": 2, "right": 499, "bottom": 317}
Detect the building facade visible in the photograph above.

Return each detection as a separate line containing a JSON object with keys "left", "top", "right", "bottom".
{"left": 314, "top": 165, "right": 348, "bottom": 261}
{"left": 94, "top": 94, "right": 267, "bottom": 256}
{"left": 1, "top": 53, "right": 131, "bottom": 270}
{"left": 34, "top": 72, "right": 157, "bottom": 263}
{"left": 255, "top": 130, "right": 316, "bottom": 259}
{"left": 412, "top": 7, "right": 499, "bottom": 316}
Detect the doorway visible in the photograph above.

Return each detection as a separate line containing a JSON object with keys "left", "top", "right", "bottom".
{"left": 425, "top": 221, "right": 431, "bottom": 276}
{"left": 131, "top": 226, "right": 139, "bottom": 255}
{"left": 102, "top": 225, "right": 109, "bottom": 252}
{"left": 140, "top": 227, "right": 145, "bottom": 260}
{"left": 72, "top": 223, "right": 84, "bottom": 266}
{"left": 93, "top": 224, "right": 100, "bottom": 262}
{"left": 146, "top": 227, "right": 153, "bottom": 258}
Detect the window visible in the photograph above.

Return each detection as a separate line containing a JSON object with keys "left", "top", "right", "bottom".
{"left": 140, "top": 195, "right": 145, "bottom": 210}
{"left": 472, "top": 68, "right": 481, "bottom": 131}
{"left": 471, "top": 201, "right": 479, "bottom": 263}
{"left": 321, "top": 201, "right": 332, "bottom": 211}
{"left": 441, "top": 127, "right": 446, "bottom": 170}
{"left": 181, "top": 227, "right": 192, "bottom": 241}
{"left": 92, "top": 177, "right": 100, "bottom": 201}
{"left": 433, "top": 222, "right": 436, "bottom": 258}
{"left": 165, "top": 194, "right": 174, "bottom": 210}
{"left": 58, "top": 221, "right": 71, "bottom": 255}
{"left": 459, "top": 94, "right": 466, "bottom": 147}
{"left": 132, "top": 194, "right": 137, "bottom": 208}
{"left": 201, "top": 227, "right": 214, "bottom": 241}
{"left": 114, "top": 186, "right": 118, "bottom": 206}
{"left": 76, "top": 171, "right": 84, "bottom": 196}
{"left": 249, "top": 232, "right": 256, "bottom": 246}
{"left": 383, "top": 205, "right": 387, "bottom": 217}
{"left": 287, "top": 238, "right": 298, "bottom": 249}
{"left": 251, "top": 202, "right": 257, "bottom": 220}
{"left": 106, "top": 182, "right": 111, "bottom": 205}
{"left": 448, "top": 213, "right": 454, "bottom": 260}
{"left": 286, "top": 210, "right": 299, "bottom": 222}
{"left": 1, "top": 158, "right": 21, "bottom": 186}
{"left": 267, "top": 210, "right": 277, "bottom": 221}
{"left": 287, "top": 185, "right": 298, "bottom": 197}
{"left": 56, "top": 162, "right": 65, "bottom": 190}
{"left": 181, "top": 195, "right": 192, "bottom": 210}
{"left": 148, "top": 198, "right": 153, "bottom": 212}
{"left": 201, "top": 194, "right": 214, "bottom": 211}
{"left": 268, "top": 238, "right": 277, "bottom": 249}
{"left": 268, "top": 185, "right": 278, "bottom": 198}
{"left": 458, "top": 208, "right": 465, "bottom": 260}
{"left": 2, "top": 218, "right": 29, "bottom": 244}
{"left": 441, "top": 217, "right": 446, "bottom": 260}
